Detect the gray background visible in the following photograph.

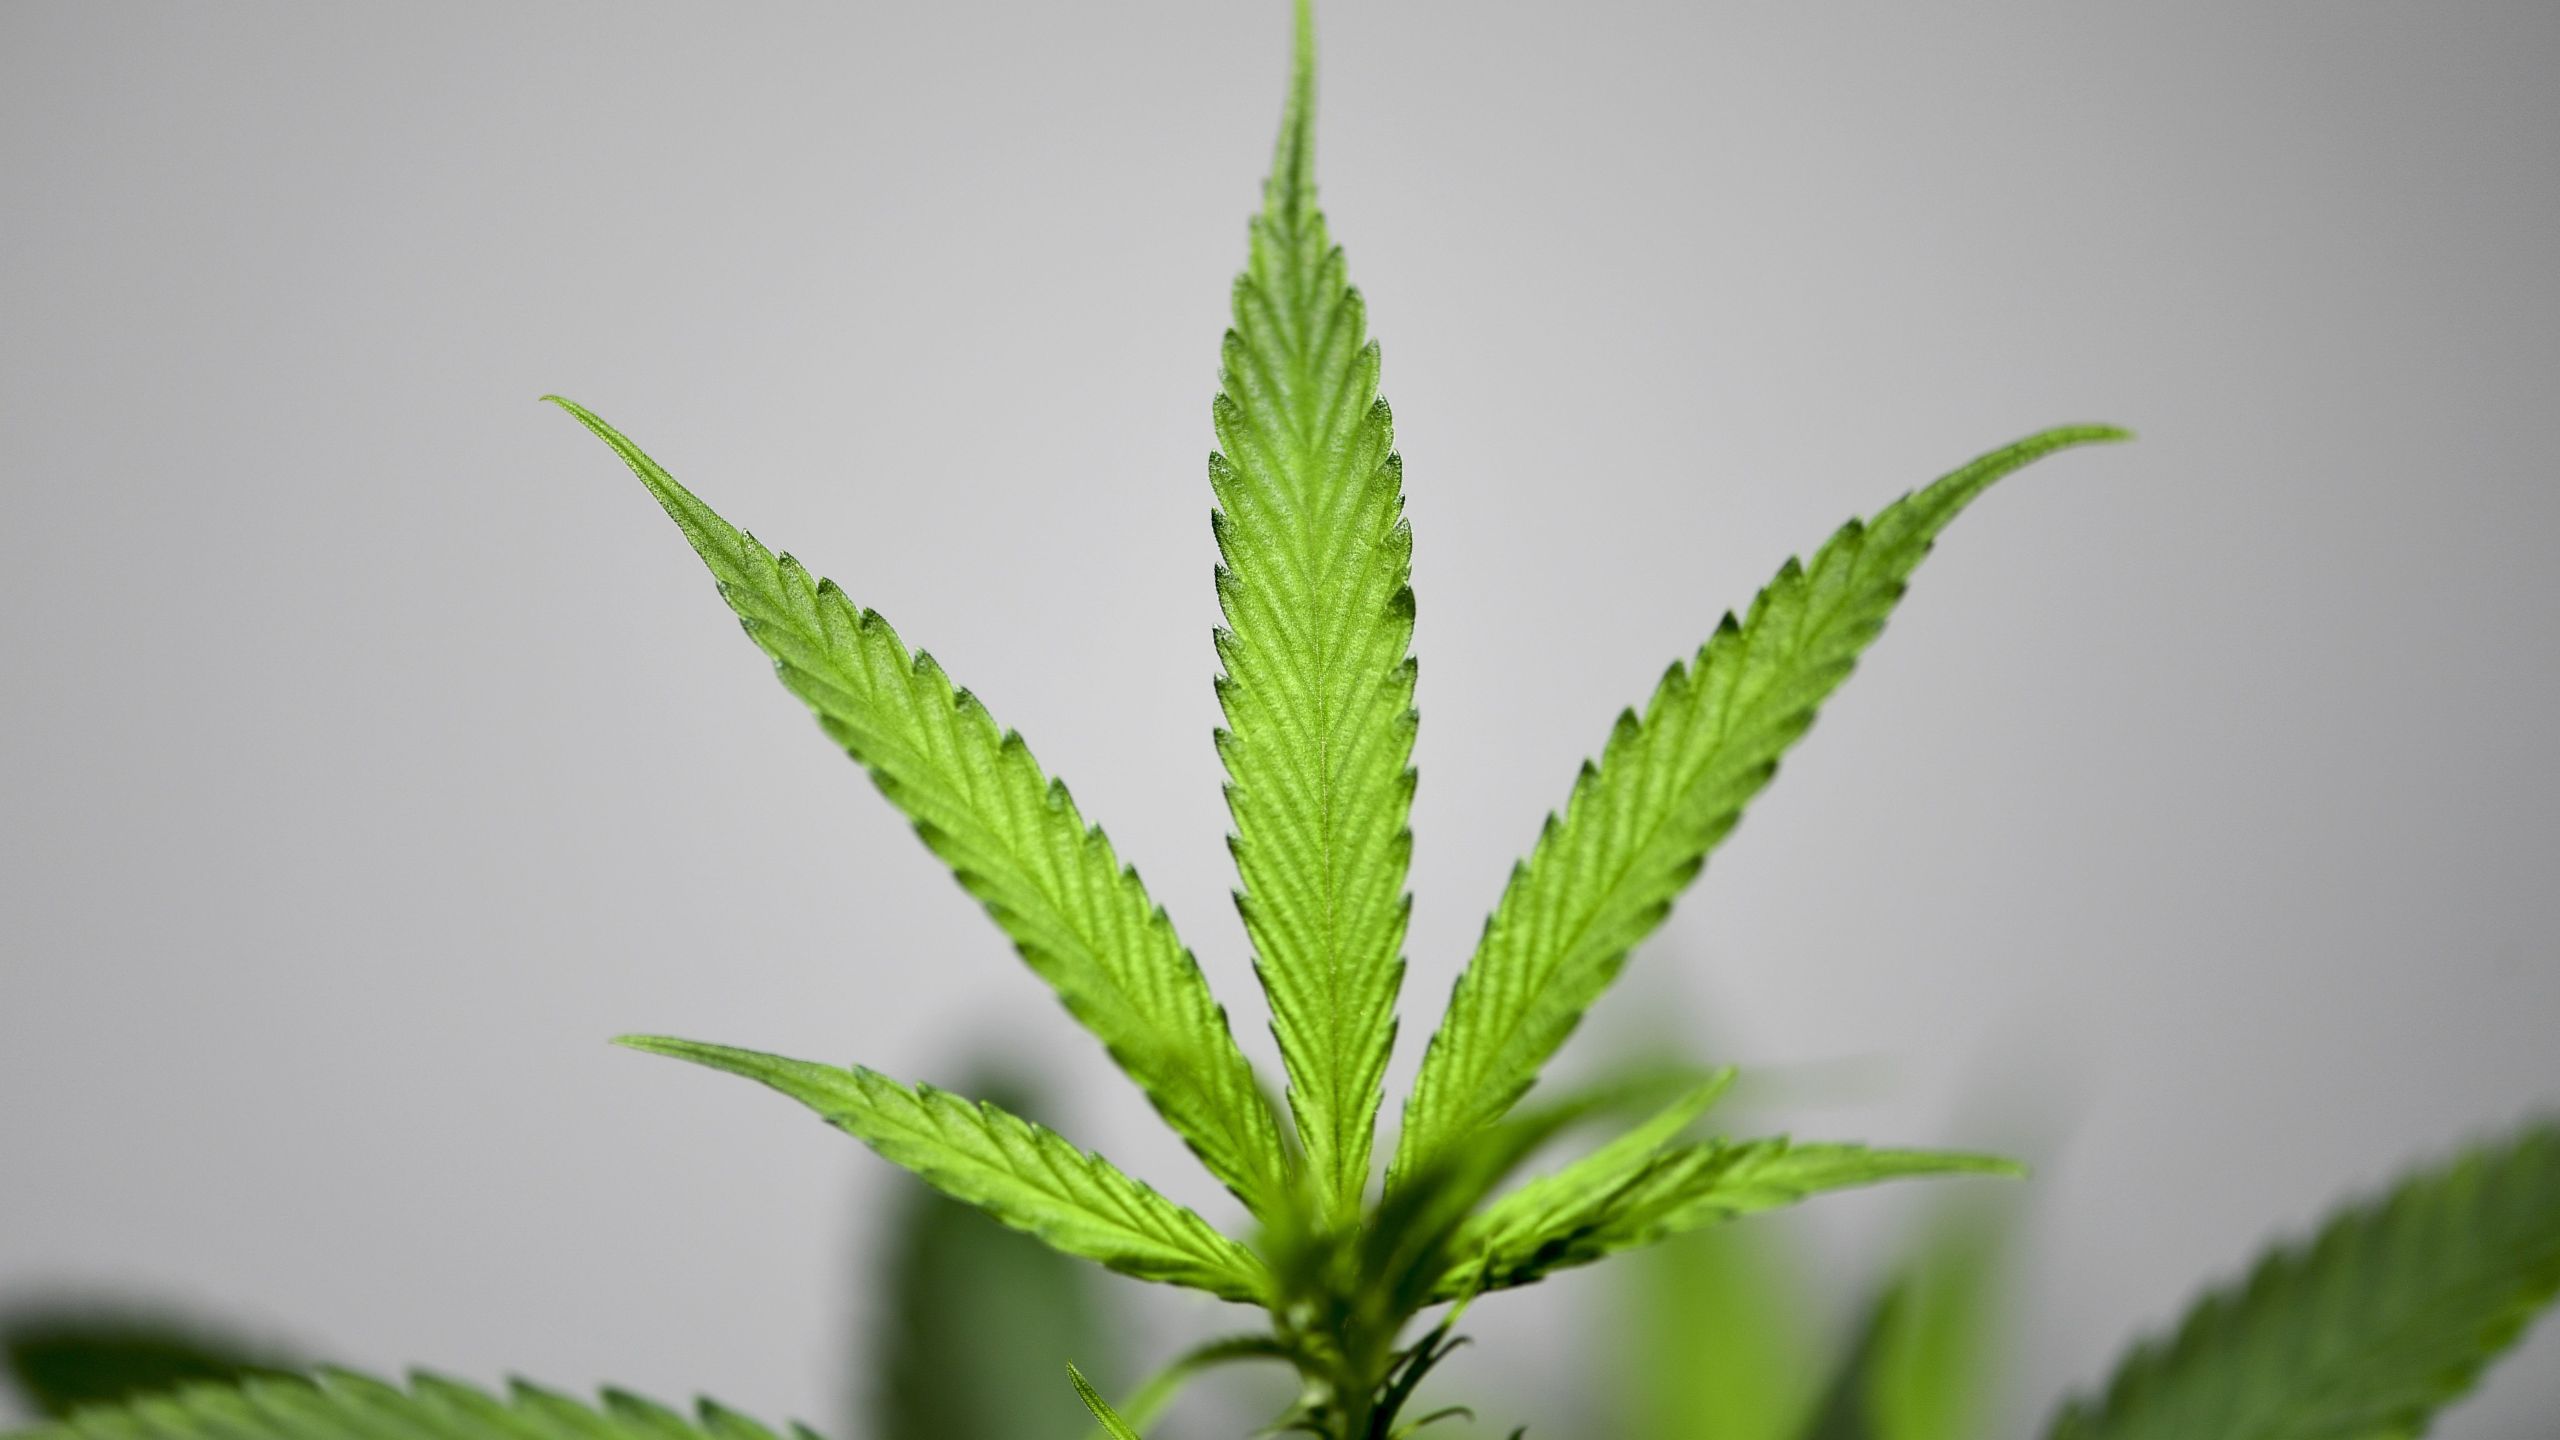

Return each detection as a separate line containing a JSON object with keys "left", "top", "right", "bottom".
{"left": 4, "top": 2, "right": 2555, "bottom": 1435}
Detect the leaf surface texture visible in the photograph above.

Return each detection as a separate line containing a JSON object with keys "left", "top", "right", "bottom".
{"left": 1211, "top": 1, "right": 1418, "bottom": 1221}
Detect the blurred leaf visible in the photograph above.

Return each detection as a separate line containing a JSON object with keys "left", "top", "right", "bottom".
{"left": 1, "top": 1306, "right": 298, "bottom": 1420}
{"left": 1862, "top": 1197, "right": 2013, "bottom": 1440}
{"left": 2048, "top": 1120, "right": 2560, "bottom": 1440}
{"left": 1802, "top": 1283, "right": 1902, "bottom": 1440}
{"left": 1798, "top": 1169, "right": 2022, "bottom": 1440}
{"left": 868, "top": 1075, "right": 1124, "bottom": 1440}
{"left": 1616, "top": 1221, "right": 1820, "bottom": 1440}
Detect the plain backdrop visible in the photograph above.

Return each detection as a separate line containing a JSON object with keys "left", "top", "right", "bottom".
{"left": 4, "top": 2, "right": 2556, "bottom": 1436}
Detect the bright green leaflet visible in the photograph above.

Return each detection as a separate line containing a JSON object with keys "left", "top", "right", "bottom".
{"left": 1213, "top": 0, "right": 1418, "bottom": 1224}
{"left": 1394, "top": 423, "right": 2130, "bottom": 1190}
{"left": 2047, "top": 1122, "right": 2560, "bottom": 1440}
{"left": 620, "top": 1037, "right": 1268, "bottom": 1304}
{"left": 545, "top": 398, "right": 1287, "bottom": 1218}
{"left": 6, "top": 1370, "right": 809, "bottom": 1440}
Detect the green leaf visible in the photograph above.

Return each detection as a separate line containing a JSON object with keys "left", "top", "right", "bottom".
{"left": 547, "top": 397, "right": 1287, "bottom": 1216}
{"left": 619, "top": 1036, "right": 1269, "bottom": 1304}
{"left": 1068, "top": 1367, "right": 1142, "bottom": 1440}
{"left": 1799, "top": 1187, "right": 2024, "bottom": 1440}
{"left": 2047, "top": 1120, "right": 2560, "bottom": 1440}
{"left": 1801, "top": 1286, "right": 1908, "bottom": 1440}
{"left": 1211, "top": 0, "right": 1418, "bottom": 1224}
{"left": 1, "top": 1308, "right": 299, "bottom": 1420}
{"left": 1861, "top": 1195, "right": 2017, "bottom": 1440}
{"left": 1613, "top": 1222, "right": 1818, "bottom": 1440}
{"left": 1393, "top": 424, "right": 2130, "bottom": 1188}
{"left": 4, "top": 1369, "right": 813, "bottom": 1440}
{"left": 870, "top": 1073, "right": 1123, "bottom": 1440}
{"left": 1442, "top": 1138, "right": 2020, "bottom": 1297}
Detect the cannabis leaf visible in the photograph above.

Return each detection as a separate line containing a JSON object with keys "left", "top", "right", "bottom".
{"left": 619, "top": 1037, "right": 1269, "bottom": 1303}
{"left": 1212, "top": 0, "right": 1418, "bottom": 1224}
{"left": 2047, "top": 1120, "right": 2560, "bottom": 1440}
{"left": 1394, "top": 424, "right": 2130, "bottom": 1188}
{"left": 1445, "top": 1139, "right": 2019, "bottom": 1297}
{"left": 7, "top": 1370, "right": 809, "bottom": 1440}
{"left": 538, "top": 8, "right": 2138, "bottom": 1436}
{"left": 546, "top": 397, "right": 1288, "bottom": 1217}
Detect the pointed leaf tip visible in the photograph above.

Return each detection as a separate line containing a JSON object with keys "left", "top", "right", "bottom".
{"left": 612, "top": 1033, "right": 704, "bottom": 1059}
{"left": 1071, "top": 1363, "right": 1144, "bottom": 1440}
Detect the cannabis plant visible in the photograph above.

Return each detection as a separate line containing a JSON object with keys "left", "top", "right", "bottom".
{"left": 541, "top": 2, "right": 2113, "bottom": 1426}
{"left": 555, "top": 5, "right": 2099, "bottom": 1424}
{"left": 12, "top": 5, "right": 2557, "bottom": 1440}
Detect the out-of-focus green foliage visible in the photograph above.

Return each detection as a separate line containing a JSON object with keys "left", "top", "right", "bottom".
{"left": 1857, "top": 1199, "right": 2012, "bottom": 1440}
{"left": 0, "top": 1308, "right": 299, "bottom": 1420}
{"left": 2048, "top": 1123, "right": 2560, "bottom": 1440}
{"left": 1616, "top": 1222, "right": 1821, "bottom": 1440}
{"left": 1612, "top": 1164, "right": 2017, "bottom": 1440}
{"left": 869, "top": 1076, "right": 1124, "bottom": 1440}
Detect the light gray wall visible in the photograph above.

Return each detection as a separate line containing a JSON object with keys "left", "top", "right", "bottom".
{"left": 3, "top": 3, "right": 2554, "bottom": 1436}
